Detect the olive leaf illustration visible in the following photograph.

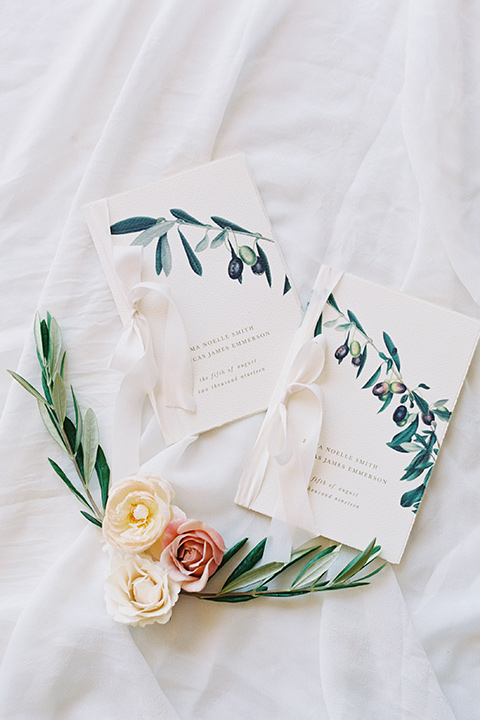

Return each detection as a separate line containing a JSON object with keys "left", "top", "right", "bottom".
{"left": 110, "top": 209, "right": 278, "bottom": 286}
{"left": 178, "top": 228, "right": 202, "bottom": 276}
{"left": 316, "top": 294, "right": 453, "bottom": 514}
{"left": 155, "top": 235, "right": 172, "bottom": 276}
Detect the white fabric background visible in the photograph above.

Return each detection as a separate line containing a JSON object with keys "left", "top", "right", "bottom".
{"left": 1, "top": 1, "right": 479, "bottom": 718}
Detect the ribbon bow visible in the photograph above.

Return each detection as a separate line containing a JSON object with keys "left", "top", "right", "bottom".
{"left": 242, "top": 336, "right": 327, "bottom": 536}
{"left": 235, "top": 265, "right": 344, "bottom": 554}
{"left": 112, "top": 278, "right": 195, "bottom": 413}
{"left": 110, "top": 245, "right": 195, "bottom": 479}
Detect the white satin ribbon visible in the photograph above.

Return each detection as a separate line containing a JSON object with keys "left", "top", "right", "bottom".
{"left": 111, "top": 273, "right": 195, "bottom": 413}
{"left": 83, "top": 198, "right": 196, "bottom": 480}
{"left": 267, "top": 336, "right": 327, "bottom": 533}
{"left": 235, "top": 265, "right": 343, "bottom": 555}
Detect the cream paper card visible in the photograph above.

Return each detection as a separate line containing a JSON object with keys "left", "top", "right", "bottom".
{"left": 84, "top": 155, "right": 301, "bottom": 445}
{"left": 236, "top": 268, "right": 479, "bottom": 563}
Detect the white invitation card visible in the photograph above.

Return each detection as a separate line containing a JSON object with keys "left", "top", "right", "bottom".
{"left": 84, "top": 155, "right": 301, "bottom": 445}
{"left": 236, "top": 267, "right": 479, "bottom": 563}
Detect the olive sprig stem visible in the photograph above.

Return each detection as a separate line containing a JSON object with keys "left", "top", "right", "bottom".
{"left": 48, "top": 403, "right": 103, "bottom": 520}
{"left": 185, "top": 537, "right": 385, "bottom": 603}
{"left": 189, "top": 584, "right": 370, "bottom": 600}
{"left": 175, "top": 218, "right": 273, "bottom": 244}
{"left": 8, "top": 313, "right": 109, "bottom": 527}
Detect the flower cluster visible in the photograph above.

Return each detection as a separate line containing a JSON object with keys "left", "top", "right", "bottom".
{"left": 102, "top": 473, "right": 225, "bottom": 626}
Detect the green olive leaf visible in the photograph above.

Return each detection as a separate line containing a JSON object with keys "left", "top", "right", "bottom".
{"left": 52, "top": 373, "right": 67, "bottom": 424}
{"left": 215, "top": 537, "right": 249, "bottom": 572}
{"left": 291, "top": 545, "right": 340, "bottom": 589}
{"left": 95, "top": 445, "right": 110, "bottom": 509}
{"left": 48, "top": 458, "right": 93, "bottom": 511}
{"left": 82, "top": 409, "right": 99, "bottom": 486}
{"left": 8, "top": 370, "right": 50, "bottom": 406}
{"left": 40, "top": 319, "right": 49, "bottom": 359}
{"left": 219, "top": 562, "right": 284, "bottom": 594}
{"left": 71, "top": 386, "right": 83, "bottom": 453}
{"left": 37, "top": 400, "right": 66, "bottom": 450}
{"left": 80, "top": 511, "right": 103, "bottom": 528}
{"left": 33, "top": 312, "right": 44, "bottom": 363}
{"left": 221, "top": 538, "right": 267, "bottom": 590}
{"left": 331, "top": 539, "right": 380, "bottom": 585}
{"left": 48, "top": 317, "right": 63, "bottom": 378}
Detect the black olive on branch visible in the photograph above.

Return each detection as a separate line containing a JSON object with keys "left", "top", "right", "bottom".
{"left": 334, "top": 344, "right": 349, "bottom": 360}
{"left": 393, "top": 405, "right": 407, "bottom": 424}
{"left": 251, "top": 256, "right": 265, "bottom": 275}
{"left": 227, "top": 240, "right": 244, "bottom": 280}
{"left": 372, "top": 381, "right": 390, "bottom": 397}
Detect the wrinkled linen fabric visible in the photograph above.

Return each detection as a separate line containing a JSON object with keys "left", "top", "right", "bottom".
{"left": 0, "top": 1, "right": 478, "bottom": 719}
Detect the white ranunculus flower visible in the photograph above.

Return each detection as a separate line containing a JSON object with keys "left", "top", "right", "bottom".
{"left": 105, "top": 553, "right": 181, "bottom": 626}
{"left": 103, "top": 473, "right": 177, "bottom": 554}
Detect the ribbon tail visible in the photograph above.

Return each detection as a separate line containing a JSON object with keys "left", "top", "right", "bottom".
{"left": 112, "top": 373, "right": 145, "bottom": 482}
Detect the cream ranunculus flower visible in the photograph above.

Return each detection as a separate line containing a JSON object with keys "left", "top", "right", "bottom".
{"left": 105, "top": 553, "right": 181, "bottom": 626}
{"left": 102, "top": 474, "right": 177, "bottom": 554}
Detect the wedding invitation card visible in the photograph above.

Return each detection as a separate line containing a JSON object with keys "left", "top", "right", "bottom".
{"left": 236, "top": 267, "right": 479, "bottom": 563}
{"left": 84, "top": 155, "right": 302, "bottom": 445}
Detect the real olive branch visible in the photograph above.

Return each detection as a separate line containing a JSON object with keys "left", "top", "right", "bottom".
{"left": 7, "top": 313, "right": 109, "bottom": 527}
{"left": 187, "top": 537, "right": 386, "bottom": 603}
{"left": 8, "top": 313, "right": 386, "bottom": 600}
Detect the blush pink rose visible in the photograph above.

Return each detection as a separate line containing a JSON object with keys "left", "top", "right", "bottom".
{"left": 160, "top": 518, "right": 225, "bottom": 592}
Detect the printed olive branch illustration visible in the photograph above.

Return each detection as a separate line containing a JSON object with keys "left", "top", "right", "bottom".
{"left": 110, "top": 209, "right": 291, "bottom": 293}
{"left": 315, "top": 294, "right": 452, "bottom": 513}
